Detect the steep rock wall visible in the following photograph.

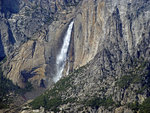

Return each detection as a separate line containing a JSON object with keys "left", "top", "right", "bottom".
{"left": 25, "top": 1, "right": 150, "bottom": 112}
{"left": 3, "top": 1, "right": 77, "bottom": 88}
{"left": 0, "top": 0, "right": 150, "bottom": 112}
{"left": 73, "top": 0, "right": 105, "bottom": 68}
{"left": 0, "top": 0, "right": 81, "bottom": 59}
{"left": 1, "top": 0, "right": 150, "bottom": 98}
{"left": 72, "top": 0, "right": 150, "bottom": 68}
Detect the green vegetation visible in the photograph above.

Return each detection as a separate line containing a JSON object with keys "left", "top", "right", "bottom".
{"left": 30, "top": 92, "right": 76, "bottom": 112}
{"left": 0, "top": 72, "right": 33, "bottom": 109}
{"left": 73, "top": 64, "right": 88, "bottom": 75}
{"left": 30, "top": 93, "right": 62, "bottom": 112}
{"left": 15, "top": 81, "right": 33, "bottom": 94}
{"left": 116, "top": 58, "right": 150, "bottom": 90}
{"left": 127, "top": 97, "right": 150, "bottom": 113}
{"left": 30, "top": 75, "right": 75, "bottom": 112}
{"left": 30, "top": 65, "right": 89, "bottom": 111}
{"left": 139, "top": 97, "right": 150, "bottom": 113}
{"left": 0, "top": 57, "right": 33, "bottom": 109}
{"left": 84, "top": 96, "right": 115, "bottom": 109}
{"left": 135, "top": 85, "right": 148, "bottom": 94}
{"left": 64, "top": 97, "right": 77, "bottom": 104}
{"left": 127, "top": 101, "right": 139, "bottom": 113}
{"left": 116, "top": 75, "right": 133, "bottom": 89}
{"left": 115, "top": 101, "right": 121, "bottom": 108}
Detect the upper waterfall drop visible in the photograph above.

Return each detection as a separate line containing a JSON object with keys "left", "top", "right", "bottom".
{"left": 53, "top": 21, "right": 74, "bottom": 83}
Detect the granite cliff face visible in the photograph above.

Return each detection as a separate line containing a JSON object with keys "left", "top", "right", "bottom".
{"left": 22, "top": 0, "right": 150, "bottom": 112}
{"left": 0, "top": 0, "right": 80, "bottom": 57}
{"left": 0, "top": 0, "right": 150, "bottom": 112}
{"left": 0, "top": 0, "right": 81, "bottom": 88}
{"left": 73, "top": 0, "right": 150, "bottom": 67}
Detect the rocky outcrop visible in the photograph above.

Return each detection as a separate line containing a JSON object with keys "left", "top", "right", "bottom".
{"left": 73, "top": 0, "right": 105, "bottom": 68}
{"left": 1, "top": 0, "right": 19, "bottom": 15}
{"left": 5, "top": 40, "right": 46, "bottom": 88}
{"left": 22, "top": 0, "right": 150, "bottom": 112}
{"left": 1, "top": 0, "right": 82, "bottom": 88}
{"left": 0, "top": 0, "right": 81, "bottom": 58}
{"left": 1, "top": 0, "right": 150, "bottom": 112}
{"left": 72, "top": 0, "right": 150, "bottom": 68}
{"left": 0, "top": 18, "right": 15, "bottom": 58}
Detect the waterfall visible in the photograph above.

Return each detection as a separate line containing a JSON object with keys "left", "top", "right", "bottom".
{"left": 53, "top": 21, "right": 74, "bottom": 83}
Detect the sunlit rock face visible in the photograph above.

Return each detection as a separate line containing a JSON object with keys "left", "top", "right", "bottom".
{"left": 0, "top": 0, "right": 81, "bottom": 58}
{"left": 72, "top": 0, "right": 150, "bottom": 68}
{"left": 0, "top": 0, "right": 150, "bottom": 112}
{"left": 23, "top": 0, "right": 150, "bottom": 112}
{"left": 1, "top": 0, "right": 150, "bottom": 103}
{"left": 1, "top": 0, "right": 79, "bottom": 88}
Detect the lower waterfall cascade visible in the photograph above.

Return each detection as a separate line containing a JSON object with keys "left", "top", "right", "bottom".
{"left": 53, "top": 21, "right": 74, "bottom": 83}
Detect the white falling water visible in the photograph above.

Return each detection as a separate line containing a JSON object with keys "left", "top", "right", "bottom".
{"left": 53, "top": 21, "right": 74, "bottom": 83}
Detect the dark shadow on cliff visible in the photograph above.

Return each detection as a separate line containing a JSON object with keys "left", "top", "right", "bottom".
{"left": 113, "top": 7, "right": 123, "bottom": 38}
{"left": 1, "top": 0, "right": 19, "bottom": 18}
{"left": 7, "top": 22, "right": 16, "bottom": 45}
{"left": 21, "top": 70, "right": 38, "bottom": 82}
{"left": 0, "top": 33, "right": 5, "bottom": 62}
{"left": 21, "top": 68, "right": 46, "bottom": 88}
